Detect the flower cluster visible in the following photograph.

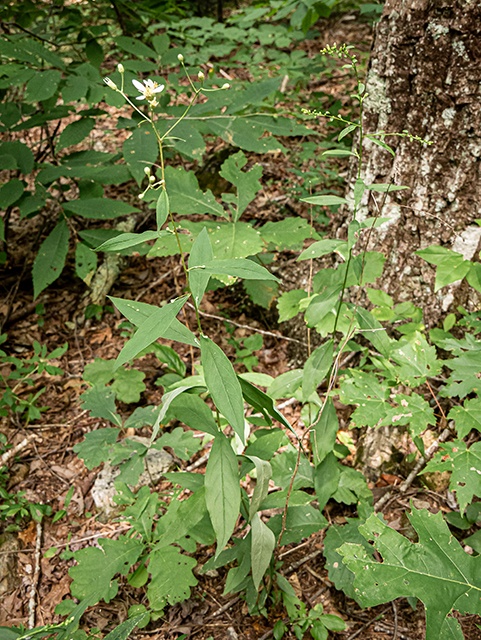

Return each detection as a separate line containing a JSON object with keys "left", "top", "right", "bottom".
{"left": 132, "top": 78, "right": 164, "bottom": 107}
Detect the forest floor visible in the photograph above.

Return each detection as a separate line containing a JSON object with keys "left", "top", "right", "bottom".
{"left": 1, "top": 9, "right": 481, "bottom": 640}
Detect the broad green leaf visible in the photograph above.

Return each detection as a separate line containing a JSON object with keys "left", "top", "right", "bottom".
{"left": 111, "top": 368, "right": 146, "bottom": 404}
{"left": 243, "top": 279, "right": 278, "bottom": 309}
{"left": 424, "top": 441, "right": 481, "bottom": 514}
{"left": 448, "top": 396, "right": 481, "bottom": 439}
{"left": 156, "top": 427, "right": 201, "bottom": 461}
{"left": 355, "top": 307, "right": 392, "bottom": 357}
{"left": 147, "top": 545, "right": 197, "bottom": 611}
{"left": 199, "top": 258, "right": 278, "bottom": 281}
{"left": 185, "top": 220, "right": 264, "bottom": 259}
{"left": 225, "top": 77, "right": 281, "bottom": 113}
{"left": 311, "top": 399, "right": 339, "bottom": 464}
{"left": 73, "top": 428, "right": 120, "bottom": 469}
{"left": 168, "top": 393, "right": 219, "bottom": 437}
{"left": 251, "top": 512, "right": 275, "bottom": 589}
{"left": 302, "top": 340, "right": 333, "bottom": 401}
{"left": 25, "top": 69, "right": 61, "bottom": 102}
{"left": 116, "top": 35, "right": 158, "bottom": 58}
{"left": 75, "top": 241, "right": 97, "bottom": 284}
{"left": 314, "top": 452, "right": 340, "bottom": 508}
{"left": 267, "top": 369, "right": 303, "bottom": 400}
{"left": 115, "top": 295, "right": 189, "bottom": 368}
{"left": 0, "top": 141, "right": 34, "bottom": 173}
{"left": 57, "top": 117, "right": 95, "bottom": 150}
{"left": 298, "top": 239, "right": 347, "bottom": 261}
{"left": 246, "top": 455, "right": 272, "bottom": 521}
{"left": 382, "top": 393, "right": 435, "bottom": 438}
{"left": 268, "top": 504, "right": 327, "bottom": 546}
{"left": 200, "top": 335, "right": 245, "bottom": 442}
{"left": 188, "top": 227, "right": 213, "bottom": 307}
{"left": 108, "top": 296, "right": 198, "bottom": 347}
{"left": 148, "top": 343, "right": 186, "bottom": 376}
{"left": 95, "top": 230, "right": 161, "bottom": 252}
{"left": 164, "top": 165, "right": 225, "bottom": 218}
{"left": 205, "top": 432, "right": 241, "bottom": 556}
{"left": 156, "top": 189, "right": 169, "bottom": 229}
{"left": 466, "top": 262, "right": 481, "bottom": 293}
{"left": 70, "top": 536, "right": 143, "bottom": 602}
{"left": 339, "top": 508, "right": 481, "bottom": 640}
{"left": 366, "top": 287, "right": 393, "bottom": 307}
{"left": 79, "top": 386, "right": 122, "bottom": 427}
{"left": 339, "top": 370, "right": 389, "bottom": 428}
{"left": 123, "top": 127, "right": 159, "bottom": 185}
{"left": 32, "top": 220, "right": 69, "bottom": 299}
{"left": 270, "top": 450, "right": 314, "bottom": 491}
{"left": 0, "top": 179, "right": 23, "bottom": 209}
{"left": 206, "top": 117, "right": 286, "bottom": 154}
{"left": 304, "top": 287, "right": 341, "bottom": 327}
{"left": 391, "top": 335, "right": 441, "bottom": 383}
{"left": 277, "top": 289, "right": 308, "bottom": 322}
{"left": 151, "top": 386, "right": 193, "bottom": 443}
{"left": 323, "top": 517, "right": 374, "bottom": 601}
{"left": 301, "top": 195, "right": 348, "bottom": 206}
{"left": 63, "top": 198, "right": 140, "bottom": 220}
{"left": 260, "top": 218, "right": 312, "bottom": 251}
{"left": 219, "top": 151, "right": 262, "bottom": 221}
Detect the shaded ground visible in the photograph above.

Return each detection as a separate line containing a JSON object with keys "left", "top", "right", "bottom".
{"left": 1, "top": 11, "right": 481, "bottom": 640}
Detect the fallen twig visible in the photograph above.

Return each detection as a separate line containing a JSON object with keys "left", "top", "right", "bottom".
{"left": 346, "top": 606, "right": 391, "bottom": 640}
{"left": 28, "top": 518, "right": 43, "bottom": 629}
{"left": 0, "top": 433, "right": 42, "bottom": 467}
{"left": 375, "top": 426, "right": 452, "bottom": 512}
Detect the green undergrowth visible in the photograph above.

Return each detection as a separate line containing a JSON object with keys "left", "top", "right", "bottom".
{"left": 1, "top": 3, "right": 481, "bottom": 640}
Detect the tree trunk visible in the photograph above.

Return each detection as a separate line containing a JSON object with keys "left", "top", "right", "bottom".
{"left": 344, "top": 0, "right": 481, "bottom": 326}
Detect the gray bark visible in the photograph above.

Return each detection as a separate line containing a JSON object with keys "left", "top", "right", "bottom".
{"left": 343, "top": 0, "right": 481, "bottom": 326}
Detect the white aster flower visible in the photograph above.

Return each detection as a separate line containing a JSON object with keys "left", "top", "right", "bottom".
{"left": 132, "top": 78, "right": 164, "bottom": 103}
{"left": 104, "top": 77, "right": 117, "bottom": 90}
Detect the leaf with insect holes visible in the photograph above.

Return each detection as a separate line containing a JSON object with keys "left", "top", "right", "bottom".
{"left": 70, "top": 536, "right": 143, "bottom": 603}
{"left": 391, "top": 335, "right": 441, "bottom": 384}
{"left": 219, "top": 150, "right": 262, "bottom": 222}
{"left": 146, "top": 545, "right": 197, "bottom": 611}
{"left": 339, "top": 508, "right": 481, "bottom": 640}
{"left": 448, "top": 396, "right": 481, "bottom": 439}
{"left": 423, "top": 440, "right": 481, "bottom": 514}
{"left": 205, "top": 432, "right": 240, "bottom": 556}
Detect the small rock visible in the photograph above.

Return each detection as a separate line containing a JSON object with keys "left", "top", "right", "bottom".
{"left": 0, "top": 533, "right": 20, "bottom": 596}
{"left": 91, "top": 436, "right": 174, "bottom": 517}
{"left": 226, "top": 627, "right": 239, "bottom": 640}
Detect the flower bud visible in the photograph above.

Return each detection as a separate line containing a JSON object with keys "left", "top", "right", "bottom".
{"left": 177, "top": 53, "right": 184, "bottom": 62}
{"left": 138, "top": 193, "right": 145, "bottom": 200}
{"left": 103, "top": 77, "right": 117, "bottom": 90}
{"left": 117, "top": 63, "right": 124, "bottom": 74}
{"left": 198, "top": 71, "right": 205, "bottom": 80}
{"left": 149, "top": 175, "right": 155, "bottom": 183}
{"left": 222, "top": 83, "right": 230, "bottom": 90}
{"left": 144, "top": 166, "right": 151, "bottom": 175}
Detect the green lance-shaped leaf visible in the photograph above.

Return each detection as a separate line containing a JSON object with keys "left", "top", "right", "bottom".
{"left": 95, "top": 230, "right": 162, "bottom": 252}
{"left": 353, "top": 177, "right": 365, "bottom": 208}
{"left": 156, "top": 189, "right": 169, "bottom": 229}
{"left": 205, "top": 432, "right": 241, "bottom": 556}
{"left": 300, "top": 195, "right": 348, "bottom": 206}
{"left": 101, "top": 613, "right": 149, "bottom": 640}
{"left": 150, "top": 386, "right": 192, "bottom": 444}
{"left": 200, "top": 335, "right": 245, "bottom": 443}
{"left": 302, "top": 339, "right": 333, "bottom": 402}
{"left": 246, "top": 455, "right": 272, "bottom": 521}
{"left": 169, "top": 391, "right": 219, "bottom": 438}
{"left": 189, "top": 227, "right": 213, "bottom": 307}
{"left": 32, "top": 220, "right": 69, "bottom": 299}
{"left": 198, "top": 258, "right": 279, "bottom": 281}
{"left": 251, "top": 512, "right": 275, "bottom": 590}
{"left": 314, "top": 452, "right": 340, "bottom": 509}
{"left": 115, "top": 295, "right": 189, "bottom": 368}
{"left": 311, "top": 398, "right": 338, "bottom": 465}
{"left": 339, "top": 508, "right": 481, "bottom": 640}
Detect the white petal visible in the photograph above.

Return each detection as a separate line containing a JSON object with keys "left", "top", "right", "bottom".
{"left": 153, "top": 85, "right": 164, "bottom": 93}
{"left": 144, "top": 79, "right": 155, "bottom": 88}
{"left": 132, "top": 79, "right": 145, "bottom": 92}
{"left": 135, "top": 95, "right": 145, "bottom": 100}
